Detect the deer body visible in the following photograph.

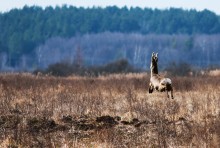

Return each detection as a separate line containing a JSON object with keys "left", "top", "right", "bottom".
{"left": 149, "top": 53, "right": 174, "bottom": 99}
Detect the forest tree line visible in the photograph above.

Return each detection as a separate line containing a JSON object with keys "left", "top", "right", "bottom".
{"left": 1, "top": 32, "right": 219, "bottom": 72}
{"left": 0, "top": 6, "right": 220, "bottom": 71}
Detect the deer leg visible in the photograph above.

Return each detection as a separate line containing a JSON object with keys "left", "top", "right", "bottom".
{"left": 149, "top": 83, "right": 154, "bottom": 93}
{"left": 171, "top": 86, "right": 174, "bottom": 99}
{"left": 166, "top": 89, "right": 169, "bottom": 98}
{"left": 171, "top": 93, "right": 174, "bottom": 99}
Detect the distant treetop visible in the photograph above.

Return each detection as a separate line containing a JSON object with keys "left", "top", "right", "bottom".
{"left": 0, "top": 6, "right": 220, "bottom": 59}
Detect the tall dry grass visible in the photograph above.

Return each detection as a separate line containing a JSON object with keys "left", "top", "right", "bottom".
{"left": 0, "top": 73, "right": 219, "bottom": 147}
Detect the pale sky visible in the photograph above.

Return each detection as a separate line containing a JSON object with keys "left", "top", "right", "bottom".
{"left": 1, "top": 0, "right": 220, "bottom": 15}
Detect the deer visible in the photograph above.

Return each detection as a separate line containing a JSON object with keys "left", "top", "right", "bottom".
{"left": 148, "top": 52, "right": 174, "bottom": 99}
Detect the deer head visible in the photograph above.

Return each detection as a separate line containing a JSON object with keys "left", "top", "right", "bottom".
{"left": 151, "top": 52, "right": 158, "bottom": 62}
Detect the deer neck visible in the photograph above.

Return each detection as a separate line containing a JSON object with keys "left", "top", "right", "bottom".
{"left": 150, "top": 62, "right": 158, "bottom": 77}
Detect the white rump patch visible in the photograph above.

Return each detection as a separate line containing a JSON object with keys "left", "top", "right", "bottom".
{"left": 160, "top": 78, "right": 172, "bottom": 85}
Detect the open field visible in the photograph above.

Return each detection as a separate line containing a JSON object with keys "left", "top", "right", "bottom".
{"left": 0, "top": 73, "right": 220, "bottom": 147}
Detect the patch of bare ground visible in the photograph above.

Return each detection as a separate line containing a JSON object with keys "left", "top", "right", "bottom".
{"left": 0, "top": 73, "right": 220, "bottom": 147}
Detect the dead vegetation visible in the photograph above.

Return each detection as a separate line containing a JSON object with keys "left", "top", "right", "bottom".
{"left": 0, "top": 73, "right": 220, "bottom": 147}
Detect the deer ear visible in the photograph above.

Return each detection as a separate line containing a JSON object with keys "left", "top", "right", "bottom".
{"left": 152, "top": 52, "right": 155, "bottom": 56}
{"left": 156, "top": 53, "right": 158, "bottom": 57}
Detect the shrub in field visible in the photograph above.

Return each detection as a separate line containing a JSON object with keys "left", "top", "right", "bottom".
{"left": 34, "top": 58, "right": 137, "bottom": 77}
{"left": 165, "top": 62, "right": 193, "bottom": 76}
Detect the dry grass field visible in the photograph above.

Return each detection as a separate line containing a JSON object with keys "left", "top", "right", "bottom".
{"left": 0, "top": 73, "right": 220, "bottom": 147}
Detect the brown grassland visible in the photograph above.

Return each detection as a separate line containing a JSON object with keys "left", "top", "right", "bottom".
{"left": 0, "top": 73, "right": 220, "bottom": 147}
